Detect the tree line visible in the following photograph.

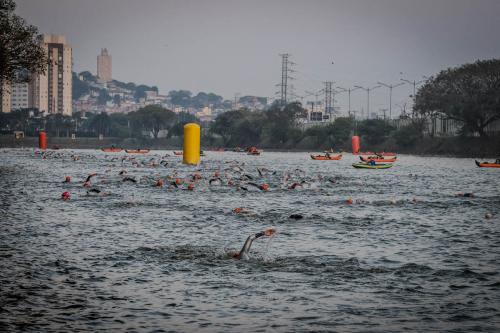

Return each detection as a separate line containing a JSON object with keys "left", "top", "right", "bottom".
{"left": 0, "top": 105, "right": 196, "bottom": 139}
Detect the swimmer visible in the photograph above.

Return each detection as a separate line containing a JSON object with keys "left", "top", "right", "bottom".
{"left": 209, "top": 177, "right": 223, "bottom": 186}
{"left": 83, "top": 173, "right": 97, "bottom": 187}
{"left": 231, "top": 228, "right": 276, "bottom": 260}
{"left": 122, "top": 176, "right": 137, "bottom": 183}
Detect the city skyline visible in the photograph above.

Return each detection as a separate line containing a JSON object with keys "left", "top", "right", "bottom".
{"left": 15, "top": 0, "right": 500, "bottom": 117}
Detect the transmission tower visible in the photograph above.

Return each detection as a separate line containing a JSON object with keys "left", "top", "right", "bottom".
{"left": 276, "top": 53, "right": 295, "bottom": 106}
{"left": 324, "top": 81, "right": 334, "bottom": 118}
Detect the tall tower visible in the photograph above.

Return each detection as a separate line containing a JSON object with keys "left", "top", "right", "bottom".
{"left": 324, "top": 81, "right": 333, "bottom": 117}
{"left": 97, "top": 48, "right": 112, "bottom": 83}
{"left": 31, "top": 34, "right": 72, "bottom": 116}
{"left": 276, "top": 54, "right": 294, "bottom": 106}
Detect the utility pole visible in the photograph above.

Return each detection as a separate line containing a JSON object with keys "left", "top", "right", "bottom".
{"left": 401, "top": 78, "right": 426, "bottom": 117}
{"left": 354, "top": 85, "right": 381, "bottom": 119}
{"left": 377, "top": 81, "right": 405, "bottom": 119}
{"left": 337, "top": 86, "right": 361, "bottom": 116}
{"left": 276, "top": 54, "right": 295, "bottom": 106}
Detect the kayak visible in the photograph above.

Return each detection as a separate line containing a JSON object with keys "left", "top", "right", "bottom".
{"left": 125, "top": 149, "right": 150, "bottom": 154}
{"left": 352, "top": 163, "right": 393, "bottom": 169}
{"left": 376, "top": 151, "right": 397, "bottom": 156}
{"left": 101, "top": 148, "right": 122, "bottom": 152}
{"left": 360, "top": 156, "right": 397, "bottom": 163}
{"left": 311, "top": 154, "right": 342, "bottom": 160}
{"left": 173, "top": 151, "right": 183, "bottom": 155}
{"left": 475, "top": 160, "right": 500, "bottom": 168}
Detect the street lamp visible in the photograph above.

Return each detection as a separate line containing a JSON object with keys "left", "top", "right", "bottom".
{"left": 377, "top": 81, "right": 405, "bottom": 119}
{"left": 354, "top": 85, "right": 381, "bottom": 119}
{"left": 400, "top": 77, "right": 427, "bottom": 116}
{"left": 336, "top": 86, "right": 362, "bottom": 116}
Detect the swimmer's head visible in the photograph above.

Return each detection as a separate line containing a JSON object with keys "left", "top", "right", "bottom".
{"left": 61, "top": 191, "right": 70, "bottom": 201}
{"left": 64, "top": 176, "right": 71, "bottom": 182}
{"left": 264, "top": 227, "right": 276, "bottom": 236}
{"left": 187, "top": 184, "right": 194, "bottom": 191}
{"left": 346, "top": 197, "right": 353, "bottom": 204}
{"left": 234, "top": 207, "right": 243, "bottom": 214}
{"left": 155, "top": 179, "right": 164, "bottom": 187}
{"left": 259, "top": 183, "right": 269, "bottom": 191}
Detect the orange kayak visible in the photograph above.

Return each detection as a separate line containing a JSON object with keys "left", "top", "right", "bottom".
{"left": 311, "top": 154, "right": 342, "bottom": 160}
{"left": 475, "top": 160, "right": 500, "bottom": 168}
{"left": 360, "top": 156, "right": 397, "bottom": 163}
{"left": 125, "top": 149, "right": 150, "bottom": 154}
{"left": 102, "top": 148, "right": 122, "bottom": 152}
{"left": 376, "top": 151, "right": 397, "bottom": 156}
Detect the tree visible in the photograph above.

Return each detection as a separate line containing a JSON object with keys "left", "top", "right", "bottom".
{"left": 358, "top": 119, "right": 394, "bottom": 145}
{"left": 89, "top": 112, "right": 111, "bottom": 137}
{"left": 129, "top": 105, "right": 176, "bottom": 138}
{"left": 169, "top": 112, "right": 197, "bottom": 138}
{"left": 415, "top": 59, "right": 500, "bottom": 137}
{"left": 0, "top": 0, "right": 47, "bottom": 111}
{"left": 97, "top": 89, "right": 111, "bottom": 105}
{"left": 113, "top": 94, "right": 121, "bottom": 106}
{"left": 168, "top": 90, "right": 192, "bottom": 107}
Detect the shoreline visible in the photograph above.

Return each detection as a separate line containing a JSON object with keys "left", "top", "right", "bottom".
{"left": 0, "top": 135, "right": 498, "bottom": 159}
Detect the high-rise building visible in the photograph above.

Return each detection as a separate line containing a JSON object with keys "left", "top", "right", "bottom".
{"left": 97, "top": 48, "right": 112, "bottom": 83}
{"left": 31, "top": 34, "right": 72, "bottom": 116}
{"left": 11, "top": 82, "right": 30, "bottom": 110}
{"left": 1, "top": 82, "right": 11, "bottom": 113}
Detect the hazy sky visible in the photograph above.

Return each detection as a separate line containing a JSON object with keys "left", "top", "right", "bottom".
{"left": 15, "top": 0, "right": 500, "bottom": 116}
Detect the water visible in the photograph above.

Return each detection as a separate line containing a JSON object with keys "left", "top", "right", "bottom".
{"left": 1, "top": 148, "right": 499, "bottom": 332}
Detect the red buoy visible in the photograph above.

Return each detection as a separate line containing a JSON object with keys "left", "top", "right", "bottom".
{"left": 351, "top": 136, "right": 360, "bottom": 154}
{"left": 39, "top": 131, "right": 47, "bottom": 150}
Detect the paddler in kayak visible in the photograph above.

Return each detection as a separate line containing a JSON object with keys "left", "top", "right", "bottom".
{"left": 230, "top": 228, "right": 276, "bottom": 260}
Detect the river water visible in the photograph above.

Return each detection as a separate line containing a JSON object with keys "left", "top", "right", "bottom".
{"left": 0, "top": 148, "right": 499, "bottom": 332}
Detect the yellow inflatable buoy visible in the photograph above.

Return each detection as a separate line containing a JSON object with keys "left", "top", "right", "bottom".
{"left": 183, "top": 123, "right": 200, "bottom": 165}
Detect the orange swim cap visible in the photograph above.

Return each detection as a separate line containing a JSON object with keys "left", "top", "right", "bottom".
{"left": 234, "top": 207, "right": 243, "bottom": 213}
{"left": 187, "top": 184, "right": 194, "bottom": 191}
{"left": 175, "top": 178, "right": 182, "bottom": 185}
{"left": 260, "top": 183, "right": 269, "bottom": 191}
{"left": 346, "top": 198, "right": 353, "bottom": 204}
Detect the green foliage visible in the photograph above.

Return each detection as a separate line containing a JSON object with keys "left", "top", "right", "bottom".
{"left": 169, "top": 112, "right": 197, "bottom": 138}
{"left": 129, "top": 105, "right": 176, "bottom": 138}
{"left": 0, "top": 0, "right": 47, "bottom": 110}
{"left": 112, "top": 94, "right": 121, "bottom": 106}
{"left": 168, "top": 90, "right": 193, "bottom": 107}
{"left": 97, "top": 89, "right": 111, "bottom": 105}
{"left": 358, "top": 119, "right": 394, "bottom": 145}
{"left": 78, "top": 71, "right": 97, "bottom": 82}
{"left": 168, "top": 90, "right": 226, "bottom": 108}
{"left": 392, "top": 122, "right": 422, "bottom": 148}
{"left": 89, "top": 112, "right": 111, "bottom": 136}
{"left": 72, "top": 72, "right": 90, "bottom": 100}
{"left": 134, "top": 84, "right": 158, "bottom": 101}
{"left": 415, "top": 59, "right": 500, "bottom": 137}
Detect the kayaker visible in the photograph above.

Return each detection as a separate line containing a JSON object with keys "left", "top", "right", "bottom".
{"left": 230, "top": 228, "right": 276, "bottom": 260}
{"left": 369, "top": 160, "right": 376, "bottom": 166}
